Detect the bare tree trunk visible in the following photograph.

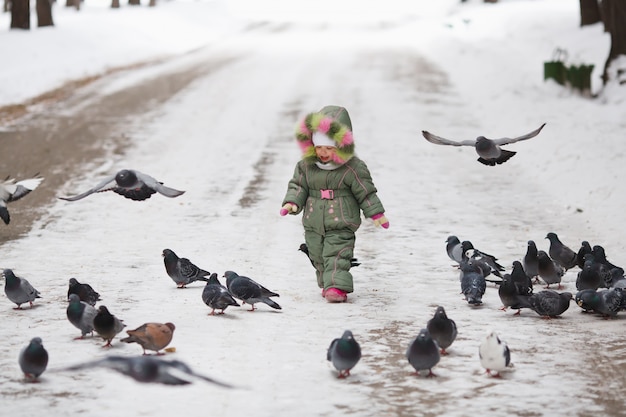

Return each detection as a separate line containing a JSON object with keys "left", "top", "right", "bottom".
{"left": 111, "top": 0, "right": 119, "bottom": 8}
{"left": 579, "top": 0, "right": 601, "bottom": 26}
{"left": 601, "top": 0, "right": 626, "bottom": 84}
{"left": 128, "top": 0, "right": 140, "bottom": 5}
{"left": 4, "top": 0, "right": 11, "bottom": 12}
{"left": 148, "top": 0, "right": 155, "bottom": 6}
{"left": 36, "top": 0, "right": 53, "bottom": 26}
{"left": 65, "top": 0, "right": 79, "bottom": 10}
{"left": 10, "top": 0, "right": 29, "bottom": 29}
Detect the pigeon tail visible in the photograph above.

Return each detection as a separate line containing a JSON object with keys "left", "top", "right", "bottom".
{"left": 262, "top": 298, "right": 282, "bottom": 310}
{"left": 478, "top": 149, "right": 516, "bottom": 166}
{"left": 0, "top": 206, "right": 9, "bottom": 224}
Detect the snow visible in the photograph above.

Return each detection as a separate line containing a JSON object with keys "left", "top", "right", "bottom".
{"left": 1, "top": 0, "right": 626, "bottom": 416}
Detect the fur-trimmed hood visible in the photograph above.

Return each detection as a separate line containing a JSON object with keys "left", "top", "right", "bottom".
{"left": 295, "top": 105, "right": 355, "bottom": 165}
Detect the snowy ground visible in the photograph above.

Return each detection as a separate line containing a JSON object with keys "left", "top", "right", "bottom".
{"left": 1, "top": 0, "right": 626, "bottom": 416}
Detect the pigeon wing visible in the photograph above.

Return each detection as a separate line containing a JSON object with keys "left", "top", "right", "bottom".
{"left": 59, "top": 174, "right": 117, "bottom": 201}
{"left": 422, "top": 131, "right": 477, "bottom": 147}
{"left": 134, "top": 171, "right": 185, "bottom": 198}
{"left": 7, "top": 176, "right": 44, "bottom": 202}
{"left": 491, "top": 123, "right": 546, "bottom": 145}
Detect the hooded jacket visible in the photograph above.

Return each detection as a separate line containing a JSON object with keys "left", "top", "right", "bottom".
{"left": 282, "top": 105, "right": 385, "bottom": 235}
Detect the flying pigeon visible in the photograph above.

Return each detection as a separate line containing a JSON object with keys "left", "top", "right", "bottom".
{"left": 545, "top": 232, "right": 578, "bottom": 272}
{"left": 327, "top": 330, "right": 362, "bottom": 378}
{"left": 445, "top": 235, "right": 463, "bottom": 264}
{"left": 497, "top": 273, "right": 532, "bottom": 315}
{"left": 2, "top": 268, "right": 41, "bottom": 309}
{"left": 67, "top": 293, "right": 98, "bottom": 339}
{"left": 522, "top": 240, "right": 540, "bottom": 282}
{"left": 60, "top": 355, "right": 233, "bottom": 387}
{"left": 299, "top": 243, "right": 360, "bottom": 268}
{"left": 121, "top": 322, "right": 176, "bottom": 355}
{"left": 406, "top": 328, "right": 440, "bottom": 377}
{"left": 478, "top": 331, "right": 511, "bottom": 377}
{"left": 162, "top": 249, "right": 211, "bottom": 288}
{"left": 528, "top": 290, "right": 572, "bottom": 318}
{"left": 19, "top": 337, "right": 49, "bottom": 381}
{"left": 576, "top": 241, "right": 592, "bottom": 269}
{"left": 93, "top": 305, "right": 126, "bottom": 347}
{"left": 421, "top": 123, "right": 546, "bottom": 166}
{"left": 537, "top": 250, "right": 564, "bottom": 289}
{"left": 67, "top": 277, "right": 101, "bottom": 306}
{"left": 426, "top": 306, "right": 457, "bottom": 355}
{"left": 201, "top": 273, "right": 240, "bottom": 315}
{"left": 460, "top": 260, "right": 487, "bottom": 305}
{"left": 0, "top": 174, "right": 44, "bottom": 225}
{"left": 59, "top": 169, "right": 184, "bottom": 201}
{"left": 223, "top": 270, "right": 281, "bottom": 311}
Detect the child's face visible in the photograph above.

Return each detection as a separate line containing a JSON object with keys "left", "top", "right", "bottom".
{"left": 315, "top": 146, "right": 336, "bottom": 163}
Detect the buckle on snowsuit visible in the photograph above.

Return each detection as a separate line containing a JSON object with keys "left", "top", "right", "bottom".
{"left": 320, "top": 189, "right": 334, "bottom": 199}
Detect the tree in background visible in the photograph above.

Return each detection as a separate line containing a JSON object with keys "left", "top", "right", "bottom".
{"left": 10, "top": 0, "right": 29, "bottom": 29}
{"left": 579, "top": 0, "right": 601, "bottom": 26}
{"left": 600, "top": 0, "right": 626, "bottom": 84}
{"left": 36, "top": 0, "right": 54, "bottom": 26}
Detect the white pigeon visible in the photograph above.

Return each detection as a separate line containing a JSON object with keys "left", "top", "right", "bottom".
{"left": 0, "top": 175, "right": 44, "bottom": 225}
{"left": 422, "top": 123, "right": 546, "bottom": 166}
{"left": 478, "top": 330, "right": 511, "bottom": 377}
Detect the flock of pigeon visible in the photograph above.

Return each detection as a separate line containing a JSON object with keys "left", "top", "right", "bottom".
{"left": 2, "top": 169, "right": 285, "bottom": 386}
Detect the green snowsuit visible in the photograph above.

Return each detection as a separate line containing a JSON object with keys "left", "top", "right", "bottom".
{"left": 282, "top": 105, "right": 385, "bottom": 293}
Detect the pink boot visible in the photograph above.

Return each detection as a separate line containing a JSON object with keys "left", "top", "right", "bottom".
{"left": 324, "top": 288, "right": 347, "bottom": 303}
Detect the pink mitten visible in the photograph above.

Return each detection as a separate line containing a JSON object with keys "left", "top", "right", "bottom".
{"left": 371, "top": 213, "right": 389, "bottom": 229}
{"left": 280, "top": 203, "right": 298, "bottom": 216}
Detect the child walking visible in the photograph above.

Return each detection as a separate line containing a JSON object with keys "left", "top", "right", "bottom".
{"left": 280, "top": 105, "right": 389, "bottom": 303}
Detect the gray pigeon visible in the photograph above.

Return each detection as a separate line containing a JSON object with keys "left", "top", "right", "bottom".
{"left": 60, "top": 355, "right": 233, "bottom": 387}
{"left": 497, "top": 273, "right": 532, "bottom": 315}
{"left": 66, "top": 293, "right": 98, "bottom": 339}
{"left": 446, "top": 235, "right": 463, "bottom": 264}
{"left": 406, "top": 328, "right": 440, "bottom": 377}
{"left": 460, "top": 260, "right": 487, "bottom": 305}
{"left": 162, "top": 249, "right": 211, "bottom": 288}
{"left": 59, "top": 169, "right": 184, "bottom": 201}
{"left": 546, "top": 232, "right": 578, "bottom": 271}
{"left": 579, "top": 288, "right": 624, "bottom": 319}
{"left": 522, "top": 240, "right": 540, "bottom": 282}
{"left": 67, "top": 277, "right": 101, "bottom": 306}
{"left": 510, "top": 261, "right": 533, "bottom": 296}
{"left": 0, "top": 175, "right": 44, "bottom": 225}
{"left": 592, "top": 245, "right": 621, "bottom": 272}
{"left": 201, "top": 273, "right": 240, "bottom": 315}
{"left": 2, "top": 268, "right": 41, "bottom": 309}
{"left": 479, "top": 331, "right": 511, "bottom": 377}
{"left": 528, "top": 290, "right": 572, "bottom": 318}
{"left": 426, "top": 306, "right": 457, "bottom": 355}
{"left": 575, "top": 289, "right": 598, "bottom": 313}
{"left": 327, "top": 330, "right": 362, "bottom": 378}
{"left": 93, "top": 305, "right": 126, "bottom": 347}
{"left": 224, "top": 271, "right": 281, "bottom": 311}
{"left": 537, "top": 250, "right": 564, "bottom": 289}
{"left": 19, "top": 337, "right": 49, "bottom": 381}
{"left": 421, "top": 123, "right": 546, "bottom": 166}
{"left": 576, "top": 241, "right": 593, "bottom": 269}
{"left": 461, "top": 241, "right": 504, "bottom": 278}
{"left": 575, "top": 255, "right": 604, "bottom": 291}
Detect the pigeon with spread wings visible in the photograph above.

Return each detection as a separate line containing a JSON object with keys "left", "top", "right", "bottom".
{"left": 59, "top": 169, "right": 184, "bottom": 201}
{"left": 421, "top": 123, "right": 546, "bottom": 166}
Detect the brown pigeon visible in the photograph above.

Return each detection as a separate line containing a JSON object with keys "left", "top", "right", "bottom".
{"left": 121, "top": 322, "right": 175, "bottom": 355}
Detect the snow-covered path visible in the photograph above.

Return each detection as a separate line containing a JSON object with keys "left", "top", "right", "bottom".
{"left": 2, "top": 17, "right": 624, "bottom": 417}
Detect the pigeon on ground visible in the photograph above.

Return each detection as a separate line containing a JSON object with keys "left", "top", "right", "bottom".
{"left": 536, "top": 250, "right": 565, "bottom": 289}
{"left": 162, "top": 249, "right": 211, "bottom": 288}
{"left": 575, "top": 289, "right": 599, "bottom": 313}
{"left": 421, "top": 123, "right": 546, "bottom": 166}
{"left": 299, "top": 243, "right": 360, "bottom": 268}
{"left": 608, "top": 268, "right": 626, "bottom": 289}
{"left": 406, "top": 328, "right": 440, "bottom": 377}
{"left": 578, "top": 288, "right": 624, "bottom": 319}
{"left": 479, "top": 331, "right": 511, "bottom": 377}
{"left": 528, "top": 290, "right": 572, "bottom": 318}
{"left": 576, "top": 241, "right": 593, "bottom": 269}
{"left": 460, "top": 260, "right": 487, "bottom": 305}
{"left": 66, "top": 294, "right": 97, "bottom": 339}
{"left": 523, "top": 240, "right": 540, "bottom": 282}
{"left": 60, "top": 355, "right": 233, "bottom": 387}
{"left": 592, "top": 245, "right": 621, "bottom": 272}
{"left": 575, "top": 255, "right": 605, "bottom": 291}
{"left": 498, "top": 273, "right": 532, "bottom": 315}
{"left": 93, "top": 305, "right": 126, "bottom": 347}
{"left": 426, "top": 306, "right": 457, "bottom": 355}
{"left": 327, "top": 330, "right": 362, "bottom": 378}
{"left": 2, "top": 268, "right": 41, "bottom": 309}
{"left": 224, "top": 270, "right": 281, "bottom": 311}
{"left": 67, "top": 277, "right": 101, "bottom": 306}
{"left": 546, "top": 232, "right": 578, "bottom": 272}
{"left": 59, "top": 169, "right": 184, "bottom": 201}
{"left": 461, "top": 241, "right": 504, "bottom": 278}
{"left": 510, "top": 261, "right": 533, "bottom": 296}
{"left": 19, "top": 337, "right": 48, "bottom": 381}
{"left": 0, "top": 174, "right": 44, "bottom": 225}
{"left": 201, "top": 273, "right": 240, "bottom": 315}
{"left": 121, "top": 322, "right": 176, "bottom": 355}
{"left": 446, "top": 235, "right": 463, "bottom": 264}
